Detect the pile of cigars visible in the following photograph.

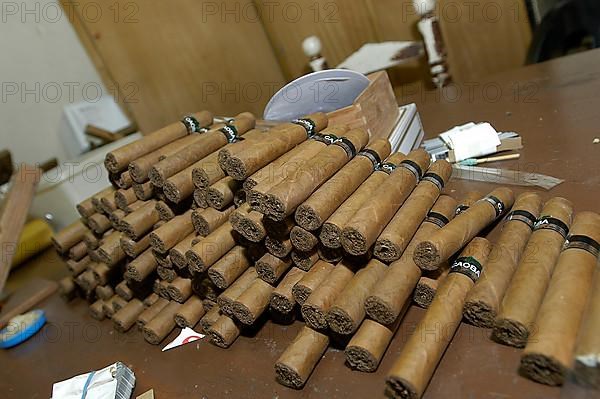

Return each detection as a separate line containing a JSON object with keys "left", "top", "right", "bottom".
{"left": 52, "top": 110, "right": 600, "bottom": 397}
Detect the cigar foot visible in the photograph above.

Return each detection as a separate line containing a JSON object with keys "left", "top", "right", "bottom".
{"left": 239, "top": 218, "right": 266, "bottom": 242}
{"left": 142, "top": 328, "right": 162, "bottom": 345}
{"left": 301, "top": 303, "right": 328, "bottom": 330}
{"left": 207, "top": 188, "right": 227, "bottom": 210}
{"left": 291, "top": 251, "right": 319, "bottom": 271}
{"left": 163, "top": 181, "right": 183, "bottom": 204}
{"left": 319, "top": 223, "right": 342, "bottom": 249}
{"left": 292, "top": 285, "right": 311, "bottom": 306}
{"left": 247, "top": 190, "right": 265, "bottom": 213}
{"left": 373, "top": 239, "right": 401, "bottom": 262}
{"left": 104, "top": 153, "right": 119, "bottom": 174}
{"left": 463, "top": 300, "right": 496, "bottom": 328}
{"left": 266, "top": 196, "right": 287, "bottom": 221}
{"left": 226, "top": 158, "right": 247, "bottom": 181}
{"left": 186, "top": 251, "right": 206, "bottom": 273}
{"left": 385, "top": 376, "right": 419, "bottom": 399}
{"left": 364, "top": 296, "right": 397, "bottom": 325}
{"left": 167, "top": 287, "right": 186, "bottom": 303}
{"left": 413, "top": 241, "right": 442, "bottom": 271}
{"left": 341, "top": 228, "right": 368, "bottom": 256}
{"left": 413, "top": 283, "right": 436, "bottom": 309}
{"left": 270, "top": 293, "right": 295, "bottom": 314}
{"left": 345, "top": 345, "right": 378, "bottom": 372}
{"left": 207, "top": 315, "right": 241, "bottom": 348}
{"left": 327, "top": 307, "right": 355, "bottom": 335}
{"left": 125, "top": 264, "right": 143, "bottom": 282}
{"left": 207, "top": 269, "right": 228, "bottom": 290}
{"left": 491, "top": 318, "right": 529, "bottom": 348}
{"left": 295, "top": 205, "right": 322, "bottom": 231}
{"left": 274, "top": 363, "right": 305, "bottom": 389}
{"left": 519, "top": 353, "right": 566, "bottom": 386}
{"left": 232, "top": 302, "right": 257, "bottom": 325}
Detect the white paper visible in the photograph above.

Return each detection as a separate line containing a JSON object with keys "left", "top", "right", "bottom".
{"left": 162, "top": 327, "right": 205, "bottom": 352}
{"left": 440, "top": 122, "right": 501, "bottom": 162}
{"left": 52, "top": 363, "right": 119, "bottom": 399}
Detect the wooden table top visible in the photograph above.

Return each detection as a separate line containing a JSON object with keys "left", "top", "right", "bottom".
{"left": 2, "top": 49, "right": 600, "bottom": 399}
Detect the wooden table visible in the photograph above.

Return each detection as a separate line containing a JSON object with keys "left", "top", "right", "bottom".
{"left": 2, "top": 49, "right": 600, "bottom": 399}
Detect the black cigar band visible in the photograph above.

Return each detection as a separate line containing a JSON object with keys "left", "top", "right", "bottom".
{"left": 450, "top": 256, "right": 483, "bottom": 282}
{"left": 378, "top": 162, "right": 398, "bottom": 175}
{"left": 311, "top": 133, "right": 338, "bottom": 145}
{"left": 455, "top": 205, "right": 470, "bottom": 216}
{"left": 422, "top": 172, "right": 445, "bottom": 191}
{"left": 334, "top": 137, "right": 357, "bottom": 158}
{"left": 219, "top": 124, "right": 239, "bottom": 143}
{"left": 292, "top": 118, "right": 316, "bottom": 137}
{"left": 400, "top": 160, "right": 423, "bottom": 182}
{"left": 506, "top": 209, "right": 537, "bottom": 230}
{"left": 425, "top": 211, "right": 449, "bottom": 228}
{"left": 563, "top": 234, "right": 600, "bottom": 258}
{"left": 482, "top": 195, "right": 505, "bottom": 218}
{"left": 182, "top": 115, "right": 207, "bottom": 133}
{"left": 533, "top": 216, "right": 569, "bottom": 239}
{"left": 357, "top": 149, "right": 382, "bottom": 170}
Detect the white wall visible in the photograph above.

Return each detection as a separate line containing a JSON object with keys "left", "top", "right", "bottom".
{"left": 0, "top": 0, "right": 104, "bottom": 166}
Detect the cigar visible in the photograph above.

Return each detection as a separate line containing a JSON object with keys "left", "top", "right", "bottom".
{"left": 167, "top": 277, "right": 193, "bottom": 303}
{"left": 374, "top": 160, "right": 453, "bottom": 262}
{"left": 90, "top": 300, "right": 105, "bottom": 320}
{"left": 327, "top": 259, "right": 387, "bottom": 335}
{"left": 217, "top": 128, "right": 267, "bottom": 171}
{"left": 120, "top": 233, "right": 151, "bottom": 258}
{"left": 275, "top": 326, "right": 329, "bottom": 388}
{"left": 157, "top": 265, "right": 176, "bottom": 282}
{"left": 291, "top": 249, "right": 320, "bottom": 271}
{"left": 115, "top": 280, "right": 134, "bottom": 301}
{"left": 137, "top": 297, "right": 169, "bottom": 330}
{"left": 193, "top": 188, "right": 209, "bottom": 209}
{"left": 265, "top": 235, "right": 293, "bottom": 258}
{"left": 290, "top": 226, "right": 319, "bottom": 252}
{"left": 365, "top": 195, "right": 458, "bottom": 325}
{"left": 341, "top": 149, "right": 431, "bottom": 256}
{"left": 95, "top": 285, "right": 115, "bottom": 301}
{"left": 68, "top": 241, "right": 88, "bottom": 261}
{"left": 347, "top": 317, "right": 404, "bottom": 373}
{"left": 317, "top": 245, "right": 344, "bottom": 264}
{"left": 229, "top": 203, "right": 250, "bottom": 226}
{"left": 155, "top": 197, "right": 193, "bottom": 221}
{"left": 115, "top": 170, "right": 133, "bottom": 189}
{"left": 295, "top": 139, "right": 392, "bottom": 231}
{"left": 292, "top": 260, "right": 334, "bottom": 305}
{"left": 83, "top": 230, "right": 101, "bottom": 250}
{"left": 216, "top": 267, "right": 258, "bottom": 316}
{"left": 110, "top": 210, "right": 126, "bottom": 230}
{"left": 265, "top": 128, "right": 370, "bottom": 221}
{"left": 66, "top": 256, "right": 91, "bottom": 275}
{"left": 231, "top": 278, "right": 274, "bottom": 325}
{"left": 87, "top": 214, "right": 111, "bottom": 235}
{"left": 492, "top": 197, "right": 574, "bottom": 348}
{"left": 143, "top": 301, "right": 181, "bottom": 344}
{"left": 113, "top": 299, "right": 145, "bottom": 332}
{"left": 207, "top": 246, "right": 253, "bottom": 289}
{"left": 206, "top": 177, "right": 241, "bottom": 210}
{"left": 97, "top": 231, "right": 126, "bottom": 266}
{"left": 463, "top": 192, "right": 543, "bottom": 327}
{"left": 270, "top": 267, "right": 306, "bottom": 314}
{"left": 143, "top": 293, "right": 160, "bottom": 307}
{"left": 574, "top": 267, "right": 600, "bottom": 388}
{"left": 233, "top": 210, "right": 266, "bottom": 242}
{"left": 153, "top": 250, "right": 173, "bottom": 269}
{"left": 76, "top": 197, "right": 96, "bottom": 218}
{"left": 413, "top": 187, "right": 515, "bottom": 271}
{"left": 91, "top": 186, "right": 116, "bottom": 212}
{"left": 90, "top": 262, "right": 119, "bottom": 286}
{"left": 119, "top": 200, "right": 159, "bottom": 240}
{"left": 385, "top": 238, "right": 492, "bottom": 399}
{"left": 174, "top": 296, "right": 206, "bottom": 328}
{"left": 132, "top": 181, "right": 154, "bottom": 200}
{"left": 52, "top": 220, "right": 87, "bottom": 254}
{"left": 156, "top": 279, "right": 170, "bottom": 298}
{"left": 99, "top": 193, "right": 118, "bottom": 214}
{"left": 301, "top": 259, "right": 358, "bottom": 330}
{"left": 192, "top": 153, "right": 229, "bottom": 190}
{"left": 168, "top": 233, "right": 197, "bottom": 269}
{"left": 114, "top": 188, "right": 137, "bottom": 211}
{"left": 199, "top": 306, "right": 222, "bottom": 333}
{"left": 208, "top": 314, "right": 242, "bottom": 348}
{"left": 150, "top": 210, "right": 194, "bottom": 254}
{"left": 519, "top": 212, "right": 600, "bottom": 386}
{"left": 103, "top": 295, "right": 128, "bottom": 318}
{"left": 74, "top": 269, "right": 96, "bottom": 291}
{"left": 186, "top": 222, "right": 236, "bottom": 273}
{"left": 413, "top": 268, "right": 449, "bottom": 308}
{"left": 163, "top": 152, "right": 218, "bottom": 203}
{"left": 255, "top": 253, "right": 292, "bottom": 284}
{"left": 226, "top": 113, "right": 328, "bottom": 180}
{"left": 149, "top": 116, "right": 256, "bottom": 186}
{"left": 192, "top": 206, "right": 234, "bottom": 236}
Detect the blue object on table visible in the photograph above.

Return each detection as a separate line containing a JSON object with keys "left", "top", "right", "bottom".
{"left": 0, "top": 309, "right": 46, "bottom": 348}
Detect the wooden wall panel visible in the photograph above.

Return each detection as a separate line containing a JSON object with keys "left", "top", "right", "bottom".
{"left": 63, "top": 0, "right": 285, "bottom": 133}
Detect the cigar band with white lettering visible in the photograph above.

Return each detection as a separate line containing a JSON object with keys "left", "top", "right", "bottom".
{"left": 422, "top": 172, "right": 445, "bottom": 191}
{"left": 357, "top": 149, "right": 382, "bottom": 170}
{"left": 425, "top": 211, "right": 449, "bottom": 228}
{"left": 219, "top": 124, "right": 239, "bottom": 143}
{"left": 450, "top": 256, "right": 483, "bottom": 282}
{"left": 333, "top": 137, "right": 357, "bottom": 158}
{"left": 562, "top": 234, "right": 600, "bottom": 258}
{"left": 291, "top": 118, "right": 316, "bottom": 137}
{"left": 182, "top": 115, "right": 206, "bottom": 133}
{"left": 506, "top": 209, "right": 537, "bottom": 230}
{"left": 400, "top": 160, "right": 423, "bottom": 182}
{"left": 481, "top": 195, "right": 505, "bottom": 218}
{"left": 534, "top": 216, "right": 569, "bottom": 239}
{"left": 311, "top": 133, "right": 337, "bottom": 145}
{"left": 455, "top": 204, "right": 470, "bottom": 216}
{"left": 378, "top": 162, "right": 398, "bottom": 175}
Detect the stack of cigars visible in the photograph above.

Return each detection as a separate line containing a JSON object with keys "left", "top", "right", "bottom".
{"left": 51, "top": 109, "right": 600, "bottom": 397}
